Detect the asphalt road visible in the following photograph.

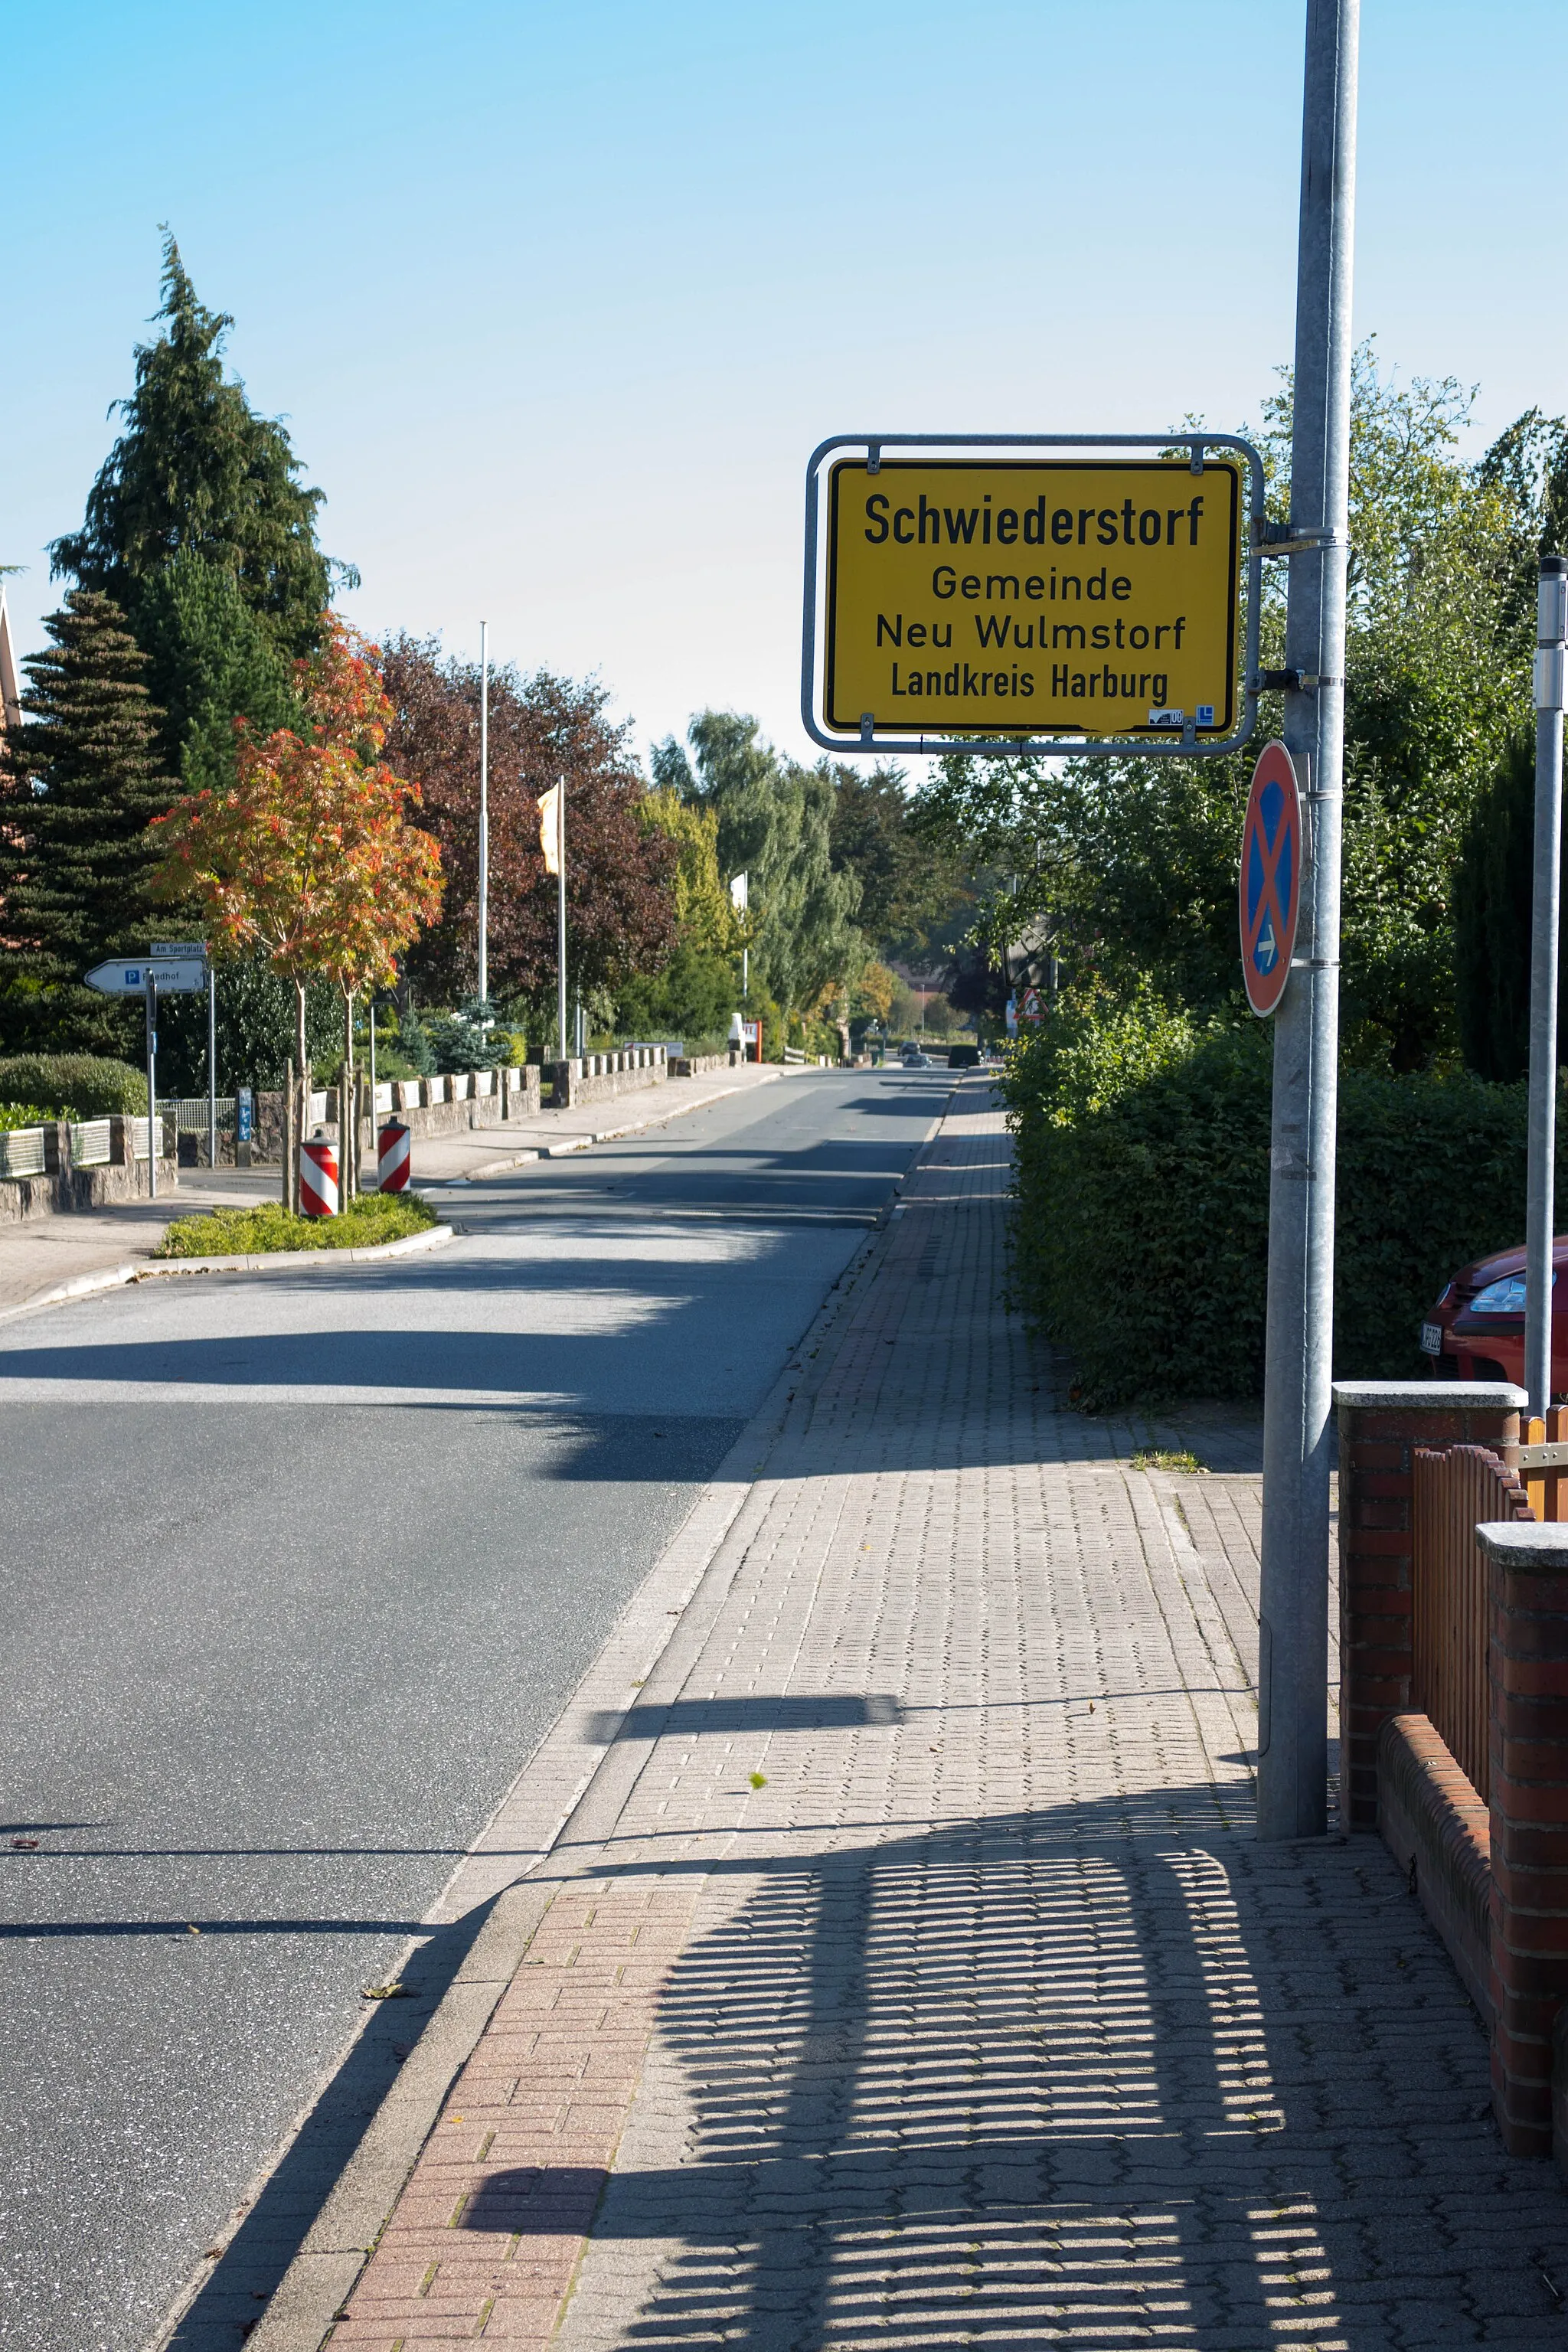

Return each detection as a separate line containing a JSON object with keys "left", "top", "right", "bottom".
{"left": 0, "top": 1066, "right": 952, "bottom": 2352}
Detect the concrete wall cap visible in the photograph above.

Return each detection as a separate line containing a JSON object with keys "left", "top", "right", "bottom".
{"left": 1333, "top": 1380, "right": 1527, "bottom": 1412}
{"left": 1477, "top": 1521, "right": 1568, "bottom": 1567}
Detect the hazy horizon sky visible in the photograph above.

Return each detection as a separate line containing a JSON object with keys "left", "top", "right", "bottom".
{"left": 5, "top": 1, "right": 1566, "bottom": 773}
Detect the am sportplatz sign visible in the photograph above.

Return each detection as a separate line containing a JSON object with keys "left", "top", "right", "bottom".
{"left": 801, "top": 433, "right": 1267, "bottom": 762}
{"left": 1239, "top": 741, "right": 1304, "bottom": 1018}
{"left": 83, "top": 952, "right": 207, "bottom": 996}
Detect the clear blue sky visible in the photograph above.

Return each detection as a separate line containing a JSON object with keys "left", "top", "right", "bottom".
{"left": 4, "top": 1, "right": 1564, "bottom": 768}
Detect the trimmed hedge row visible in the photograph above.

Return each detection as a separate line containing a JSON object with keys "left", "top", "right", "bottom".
{"left": 1001, "top": 1000, "right": 1539, "bottom": 1404}
{"left": 0, "top": 1055, "right": 149, "bottom": 1118}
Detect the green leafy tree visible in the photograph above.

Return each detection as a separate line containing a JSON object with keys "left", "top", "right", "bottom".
{"left": 0, "top": 590, "right": 176, "bottom": 1051}
{"left": 51, "top": 237, "right": 345, "bottom": 662}
{"left": 919, "top": 348, "right": 1541, "bottom": 1068}
{"left": 616, "top": 786, "right": 743, "bottom": 1040}
{"left": 827, "top": 763, "right": 967, "bottom": 956}
{"left": 1452, "top": 729, "right": 1568, "bottom": 1082}
{"left": 658, "top": 713, "right": 863, "bottom": 1019}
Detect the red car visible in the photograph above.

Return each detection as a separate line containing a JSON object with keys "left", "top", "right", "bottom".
{"left": 1421, "top": 1236, "right": 1566, "bottom": 1390}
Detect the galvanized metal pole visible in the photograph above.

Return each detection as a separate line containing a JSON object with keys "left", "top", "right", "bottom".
{"left": 479, "top": 621, "right": 490, "bottom": 1008}
{"left": 557, "top": 776, "right": 568, "bottom": 1064}
{"left": 1256, "top": 0, "right": 1358, "bottom": 1842}
{"left": 207, "top": 962, "right": 217, "bottom": 1173}
{"left": 1526, "top": 556, "right": 1568, "bottom": 1419}
{"left": 145, "top": 978, "right": 158, "bottom": 1203}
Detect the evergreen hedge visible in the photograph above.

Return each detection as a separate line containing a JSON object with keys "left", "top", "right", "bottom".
{"left": 1001, "top": 1000, "right": 1540, "bottom": 1404}
{"left": 0, "top": 1054, "right": 149, "bottom": 1118}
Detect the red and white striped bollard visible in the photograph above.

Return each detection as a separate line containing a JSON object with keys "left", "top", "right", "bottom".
{"left": 300, "top": 1134, "right": 339, "bottom": 1217}
{"left": 377, "top": 1119, "right": 411, "bottom": 1194}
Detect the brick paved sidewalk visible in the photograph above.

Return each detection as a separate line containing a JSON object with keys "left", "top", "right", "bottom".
{"left": 322, "top": 1082, "right": 1568, "bottom": 2352}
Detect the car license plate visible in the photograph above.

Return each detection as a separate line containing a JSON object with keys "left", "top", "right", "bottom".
{"left": 1420, "top": 1321, "right": 1443, "bottom": 1356}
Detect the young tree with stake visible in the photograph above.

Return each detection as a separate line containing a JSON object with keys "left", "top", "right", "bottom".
{"left": 149, "top": 618, "right": 442, "bottom": 1208}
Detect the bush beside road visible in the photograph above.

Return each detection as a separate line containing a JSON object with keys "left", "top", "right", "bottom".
{"left": 153, "top": 1191, "right": 436, "bottom": 1258}
{"left": 1002, "top": 995, "right": 1545, "bottom": 1406}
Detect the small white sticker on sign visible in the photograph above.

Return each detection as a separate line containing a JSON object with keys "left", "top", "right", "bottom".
{"left": 1148, "top": 708, "right": 1184, "bottom": 727}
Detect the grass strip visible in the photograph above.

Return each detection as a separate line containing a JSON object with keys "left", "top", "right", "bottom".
{"left": 154, "top": 1191, "right": 438, "bottom": 1259}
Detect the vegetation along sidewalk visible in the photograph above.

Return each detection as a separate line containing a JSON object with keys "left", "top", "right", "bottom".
{"left": 231, "top": 1075, "right": 1564, "bottom": 2352}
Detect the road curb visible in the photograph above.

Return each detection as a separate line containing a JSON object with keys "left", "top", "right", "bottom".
{"left": 0, "top": 1219, "right": 455, "bottom": 1326}
{"left": 134, "top": 1220, "right": 456, "bottom": 1279}
{"left": 187, "top": 1078, "right": 970, "bottom": 2352}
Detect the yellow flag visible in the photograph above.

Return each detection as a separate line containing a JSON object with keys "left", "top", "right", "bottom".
{"left": 538, "top": 782, "right": 562, "bottom": 876}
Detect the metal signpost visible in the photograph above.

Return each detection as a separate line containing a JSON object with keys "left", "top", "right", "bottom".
{"left": 152, "top": 941, "right": 214, "bottom": 1171}
{"left": 1240, "top": 745, "right": 1305, "bottom": 1019}
{"left": 1255, "top": 0, "right": 1358, "bottom": 1843}
{"left": 479, "top": 621, "right": 490, "bottom": 1008}
{"left": 1526, "top": 556, "right": 1568, "bottom": 1419}
{"left": 84, "top": 952, "right": 210, "bottom": 1200}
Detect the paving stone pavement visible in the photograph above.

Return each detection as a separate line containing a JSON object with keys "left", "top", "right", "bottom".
{"left": 325, "top": 1080, "right": 1568, "bottom": 2352}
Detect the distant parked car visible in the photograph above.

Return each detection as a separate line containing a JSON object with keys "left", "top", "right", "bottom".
{"left": 1420, "top": 1236, "right": 1566, "bottom": 1390}
{"left": 947, "top": 1044, "right": 981, "bottom": 1070}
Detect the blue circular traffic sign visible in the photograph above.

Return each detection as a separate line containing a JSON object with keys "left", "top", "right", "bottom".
{"left": 1240, "top": 741, "right": 1303, "bottom": 1017}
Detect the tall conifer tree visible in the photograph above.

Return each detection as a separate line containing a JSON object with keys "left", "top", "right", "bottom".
{"left": 51, "top": 237, "right": 339, "bottom": 661}
{"left": 0, "top": 591, "right": 175, "bottom": 1048}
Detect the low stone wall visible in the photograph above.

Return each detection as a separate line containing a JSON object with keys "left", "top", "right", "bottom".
{"left": 670, "top": 1050, "right": 743, "bottom": 1077}
{"left": 247, "top": 1067, "right": 542, "bottom": 1163}
{"left": 544, "top": 1049, "right": 668, "bottom": 1111}
{"left": 0, "top": 1116, "right": 179, "bottom": 1223}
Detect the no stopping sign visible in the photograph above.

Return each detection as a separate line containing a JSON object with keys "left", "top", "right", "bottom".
{"left": 1240, "top": 740, "right": 1303, "bottom": 1017}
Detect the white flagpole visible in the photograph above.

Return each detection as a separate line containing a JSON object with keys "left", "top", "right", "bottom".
{"left": 478, "top": 622, "right": 489, "bottom": 1008}
{"left": 557, "top": 774, "right": 567, "bottom": 1064}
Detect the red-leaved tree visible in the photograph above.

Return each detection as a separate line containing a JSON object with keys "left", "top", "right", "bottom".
{"left": 151, "top": 616, "right": 443, "bottom": 1086}
{"left": 379, "top": 638, "right": 677, "bottom": 1008}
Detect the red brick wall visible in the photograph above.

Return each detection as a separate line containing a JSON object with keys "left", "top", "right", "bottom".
{"left": 1481, "top": 1524, "right": 1568, "bottom": 2156}
{"left": 1334, "top": 1387, "right": 1522, "bottom": 1831}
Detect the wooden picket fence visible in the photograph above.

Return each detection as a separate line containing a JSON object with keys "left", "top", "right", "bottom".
{"left": 1409, "top": 1409, "right": 1568, "bottom": 1802}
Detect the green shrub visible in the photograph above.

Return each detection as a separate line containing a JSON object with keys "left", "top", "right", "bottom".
{"left": 0, "top": 1102, "right": 67, "bottom": 1132}
{"left": 155, "top": 1191, "right": 437, "bottom": 1258}
{"left": 1002, "top": 996, "right": 1540, "bottom": 1404}
{"left": 0, "top": 1055, "right": 148, "bottom": 1117}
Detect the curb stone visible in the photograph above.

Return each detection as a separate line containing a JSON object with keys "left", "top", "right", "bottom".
{"left": 154, "top": 1084, "right": 959, "bottom": 2352}
{"left": 0, "top": 1219, "right": 454, "bottom": 1327}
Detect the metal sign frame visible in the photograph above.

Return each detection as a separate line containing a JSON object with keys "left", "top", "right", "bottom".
{"left": 802, "top": 431, "right": 1268, "bottom": 760}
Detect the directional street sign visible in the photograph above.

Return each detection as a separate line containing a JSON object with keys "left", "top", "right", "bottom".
{"left": 1239, "top": 740, "right": 1303, "bottom": 1017}
{"left": 83, "top": 956, "right": 207, "bottom": 996}
{"left": 818, "top": 454, "right": 1242, "bottom": 746}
